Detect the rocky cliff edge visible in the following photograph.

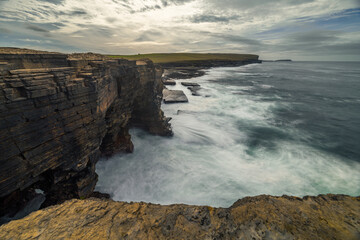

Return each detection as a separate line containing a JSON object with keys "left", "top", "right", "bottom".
{"left": 0, "top": 194, "right": 359, "bottom": 240}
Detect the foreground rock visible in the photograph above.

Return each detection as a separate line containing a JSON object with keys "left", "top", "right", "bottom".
{"left": 163, "top": 89, "right": 188, "bottom": 103}
{"left": 0, "top": 48, "right": 172, "bottom": 217}
{"left": 0, "top": 194, "right": 359, "bottom": 239}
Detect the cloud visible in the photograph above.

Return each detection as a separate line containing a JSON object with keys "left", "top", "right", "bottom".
{"left": 25, "top": 23, "right": 49, "bottom": 32}
{"left": 286, "top": 30, "right": 339, "bottom": 44}
{"left": 135, "top": 4, "right": 162, "bottom": 13}
{"left": 105, "top": 17, "right": 117, "bottom": 23}
{"left": 0, "top": 26, "right": 11, "bottom": 33}
{"left": 0, "top": 0, "right": 359, "bottom": 60}
{"left": 323, "top": 42, "right": 360, "bottom": 55}
{"left": 261, "top": 30, "right": 360, "bottom": 60}
{"left": 190, "top": 14, "right": 239, "bottom": 23}
{"left": 211, "top": 33, "right": 263, "bottom": 46}
{"left": 161, "top": 0, "right": 194, "bottom": 6}
{"left": 55, "top": 8, "right": 88, "bottom": 17}
{"left": 135, "top": 30, "right": 164, "bottom": 42}
{"left": 205, "top": 0, "right": 317, "bottom": 10}
{"left": 37, "top": 0, "right": 64, "bottom": 4}
{"left": 69, "top": 9, "right": 87, "bottom": 15}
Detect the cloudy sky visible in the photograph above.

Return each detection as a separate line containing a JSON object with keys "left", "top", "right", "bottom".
{"left": 0, "top": 0, "right": 359, "bottom": 60}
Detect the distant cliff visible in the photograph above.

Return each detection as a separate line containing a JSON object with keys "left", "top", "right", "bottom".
{"left": 0, "top": 194, "right": 359, "bottom": 239}
{"left": 0, "top": 48, "right": 171, "bottom": 217}
{"left": 109, "top": 53, "right": 261, "bottom": 68}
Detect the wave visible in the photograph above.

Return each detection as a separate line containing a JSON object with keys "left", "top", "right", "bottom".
{"left": 96, "top": 62, "right": 360, "bottom": 207}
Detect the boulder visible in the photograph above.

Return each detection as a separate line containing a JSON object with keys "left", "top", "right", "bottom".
{"left": 163, "top": 89, "right": 188, "bottom": 103}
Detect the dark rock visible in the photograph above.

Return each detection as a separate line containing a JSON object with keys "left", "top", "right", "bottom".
{"left": 163, "top": 89, "right": 188, "bottom": 103}
{"left": 181, "top": 82, "right": 200, "bottom": 87}
{"left": 90, "top": 191, "right": 111, "bottom": 199}
{"left": 188, "top": 86, "right": 202, "bottom": 96}
{"left": 163, "top": 79, "right": 176, "bottom": 85}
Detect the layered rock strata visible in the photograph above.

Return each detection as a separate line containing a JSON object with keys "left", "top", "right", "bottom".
{"left": 0, "top": 194, "right": 359, "bottom": 239}
{"left": 0, "top": 48, "right": 172, "bottom": 217}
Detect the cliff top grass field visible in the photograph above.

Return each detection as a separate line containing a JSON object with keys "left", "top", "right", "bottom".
{"left": 108, "top": 53, "right": 258, "bottom": 63}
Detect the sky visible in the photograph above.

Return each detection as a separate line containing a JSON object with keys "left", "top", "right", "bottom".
{"left": 0, "top": 0, "right": 359, "bottom": 60}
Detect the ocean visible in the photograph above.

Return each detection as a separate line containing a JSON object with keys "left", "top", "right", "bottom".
{"left": 95, "top": 61, "right": 360, "bottom": 207}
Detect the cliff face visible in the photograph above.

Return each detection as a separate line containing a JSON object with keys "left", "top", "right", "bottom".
{"left": 0, "top": 49, "right": 172, "bottom": 217}
{"left": 0, "top": 194, "right": 359, "bottom": 240}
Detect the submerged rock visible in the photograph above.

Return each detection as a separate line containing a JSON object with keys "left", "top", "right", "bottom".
{"left": 0, "top": 194, "right": 358, "bottom": 239}
{"left": 181, "top": 82, "right": 200, "bottom": 87}
{"left": 188, "top": 86, "right": 202, "bottom": 96}
{"left": 163, "top": 89, "right": 188, "bottom": 103}
{"left": 163, "top": 79, "right": 176, "bottom": 85}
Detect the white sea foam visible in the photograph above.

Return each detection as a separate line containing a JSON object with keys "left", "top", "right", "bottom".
{"left": 96, "top": 63, "right": 360, "bottom": 207}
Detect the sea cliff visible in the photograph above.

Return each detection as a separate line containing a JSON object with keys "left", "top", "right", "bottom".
{"left": 0, "top": 48, "right": 171, "bottom": 217}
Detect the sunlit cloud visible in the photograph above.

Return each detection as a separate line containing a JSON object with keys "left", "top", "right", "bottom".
{"left": 0, "top": 0, "right": 359, "bottom": 60}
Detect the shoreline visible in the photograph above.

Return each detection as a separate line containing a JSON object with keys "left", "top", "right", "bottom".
{"left": 160, "top": 60, "right": 262, "bottom": 80}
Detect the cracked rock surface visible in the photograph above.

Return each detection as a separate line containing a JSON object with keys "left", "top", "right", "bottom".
{"left": 0, "top": 194, "right": 359, "bottom": 240}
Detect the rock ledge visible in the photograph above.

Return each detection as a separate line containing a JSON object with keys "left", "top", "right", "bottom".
{"left": 0, "top": 194, "right": 359, "bottom": 240}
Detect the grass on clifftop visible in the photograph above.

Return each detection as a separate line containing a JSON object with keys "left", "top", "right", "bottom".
{"left": 108, "top": 53, "right": 258, "bottom": 63}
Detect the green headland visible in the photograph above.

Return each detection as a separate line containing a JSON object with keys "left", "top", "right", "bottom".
{"left": 108, "top": 53, "right": 259, "bottom": 63}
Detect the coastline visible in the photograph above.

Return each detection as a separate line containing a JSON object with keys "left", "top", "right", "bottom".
{"left": 1, "top": 48, "right": 359, "bottom": 239}
{"left": 160, "top": 60, "right": 262, "bottom": 86}
{"left": 0, "top": 48, "right": 259, "bottom": 219}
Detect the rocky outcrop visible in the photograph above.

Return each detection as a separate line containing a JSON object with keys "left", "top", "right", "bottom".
{"left": 0, "top": 48, "right": 172, "bottom": 217}
{"left": 162, "top": 89, "right": 189, "bottom": 103}
{"left": 0, "top": 194, "right": 358, "bottom": 239}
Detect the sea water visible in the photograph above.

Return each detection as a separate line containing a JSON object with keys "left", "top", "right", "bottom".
{"left": 96, "top": 61, "right": 360, "bottom": 207}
